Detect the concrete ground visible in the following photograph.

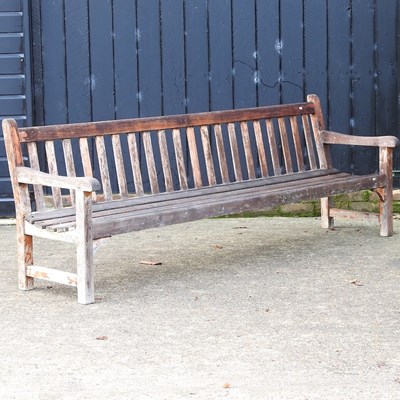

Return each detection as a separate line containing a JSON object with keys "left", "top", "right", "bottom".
{"left": 1, "top": 217, "right": 400, "bottom": 400}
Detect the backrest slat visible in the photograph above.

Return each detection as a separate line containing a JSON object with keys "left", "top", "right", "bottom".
{"left": 214, "top": 124, "right": 229, "bottom": 184}
{"left": 127, "top": 133, "right": 144, "bottom": 196}
{"left": 290, "top": 116, "right": 305, "bottom": 172}
{"left": 301, "top": 115, "right": 317, "bottom": 170}
{"left": 253, "top": 120, "right": 269, "bottom": 177}
{"left": 200, "top": 126, "right": 216, "bottom": 186}
{"left": 172, "top": 128, "right": 188, "bottom": 190}
{"left": 111, "top": 134, "right": 128, "bottom": 199}
{"left": 158, "top": 130, "right": 174, "bottom": 192}
{"left": 227, "top": 123, "right": 243, "bottom": 181}
{"left": 45, "top": 141, "right": 63, "bottom": 208}
{"left": 79, "top": 138, "right": 97, "bottom": 201}
{"left": 265, "top": 119, "right": 281, "bottom": 176}
{"left": 240, "top": 121, "right": 256, "bottom": 179}
{"left": 27, "top": 142, "right": 45, "bottom": 211}
{"left": 95, "top": 136, "right": 112, "bottom": 201}
{"left": 187, "top": 127, "right": 203, "bottom": 188}
{"left": 278, "top": 117, "right": 293, "bottom": 174}
{"left": 62, "top": 139, "right": 76, "bottom": 205}
{"left": 143, "top": 132, "right": 159, "bottom": 194}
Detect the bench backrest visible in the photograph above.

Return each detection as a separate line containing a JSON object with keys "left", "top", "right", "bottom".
{"left": 4, "top": 94, "right": 331, "bottom": 211}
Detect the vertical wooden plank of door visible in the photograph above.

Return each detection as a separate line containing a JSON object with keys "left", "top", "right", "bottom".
{"left": 45, "top": 141, "right": 63, "bottom": 208}
{"left": 265, "top": 119, "right": 281, "bottom": 176}
{"left": 186, "top": 127, "right": 202, "bottom": 188}
{"left": 142, "top": 132, "right": 159, "bottom": 194}
{"left": 172, "top": 128, "right": 188, "bottom": 190}
{"left": 278, "top": 117, "right": 293, "bottom": 173}
{"left": 240, "top": 121, "right": 256, "bottom": 179}
{"left": 127, "top": 133, "right": 144, "bottom": 196}
{"left": 112, "top": 134, "right": 128, "bottom": 198}
{"left": 253, "top": 121, "right": 269, "bottom": 177}
{"left": 27, "top": 142, "right": 45, "bottom": 210}
{"left": 158, "top": 130, "right": 174, "bottom": 192}
{"left": 200, "top": 126, "right": 216, "bottom": 186}
{"left": 213, "top": 124, "right": 229, "bottom": 184}
{"left": 227, "top": 123, "right": 243, "bottom": 181}
{"left": 95, "top": 136, "right": 112, "bottom": 201}
{"left": 289, "top": 116, "right": 305, "bottom": 172}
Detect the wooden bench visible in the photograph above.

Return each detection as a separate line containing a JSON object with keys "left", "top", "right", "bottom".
{"left": 3, "top": 94, "right": 399, "bottom": 304}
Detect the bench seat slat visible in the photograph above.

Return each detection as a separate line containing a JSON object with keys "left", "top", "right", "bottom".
{"left": 27, "top": 172, "right": 385, "bottom": 238}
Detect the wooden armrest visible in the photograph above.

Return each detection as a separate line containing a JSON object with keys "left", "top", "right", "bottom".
{"left": 321, "top": 130, "right": 400, "bottom": 148}
{"left": 16, "top": 166, "right": 101, "bottom": 192}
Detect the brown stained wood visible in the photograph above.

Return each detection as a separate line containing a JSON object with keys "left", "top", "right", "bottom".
{"left": 253, "top": 121, "right": 269, "bottom": 177}
{"left": 19, "top": 102, "right": 315, "bottom": 142}
{"left": 329, "top": 208, "right": 379, "bottom": 221}
{"left": 228, "top": 123, "right": 243, "bottom": 181}
{"left": 320, "top": 197, "right": 334, "bottom": 229}
{"left": 172, "top": 129, "right": 188, "bottom": 190}
{"left": 62, "top": 139, "right": 77, "bottom": 205}
{"left": 26, "top": 265, "right": 78, "bottom": 287}
{"left": 240, "top": 122, "right": 256, "bottom": 179}
{"left": 186, "top": 127, "right": 203, "bottom": 188}
{"left": 79, "top": 138, "right": 97, "bottom": 202}
{"left": 265, "top": 119, "right": 281, "bottom": 176}
{"left": 289, "top": 116, "right": 305, "bottom": 172}
{"left": 301, "top": 115, "right": 317, "bottom": 169}
{"left": 158, "top": 130, "right": 174, "bottom": 192}
{"left": 111, "top": 134, "right": 128, "bottom": 198}
{"left": 27, "top": 142, "right": 45, "bottom": 211}
{"left": 127, "top": 133, "right": 144, "bottom": 196}
{"left": 200, "top": 126, "right": 216, "bottom": 186}
{"left": 278, "top": 117, "right": 293, "bottom": 174}
{"left": 143, "top": 132, "right": 160, "bottom": 194}
{"left": 213, "top": 124, "right": 229, "bottom": 184}
{"left": 45, "top": 141, "right": 63, "bottom": 208}
{"left": 321, "top": 130, "right": 400, "bottom": 148}
{"left": 95, "top": 136, "right": 113, "bottom": 201}
{"left": 76, "top": 190, "right": 94, "bottom": 304}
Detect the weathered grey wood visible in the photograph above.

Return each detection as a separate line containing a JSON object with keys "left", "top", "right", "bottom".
{"left": 26, "top": 265, "right": 78, "bottom": 287}
{"left": 172, "top": 128, "right": 188, "bottom": 190}
{"left": 240, "top": 121, "right": 256, "bottom": 179}
{"left": 76, "top": 190, "right": 94, "bottom": 304}
{"left": 27, "top": 142, "right": 46, "bottom": 211}
{"left": 143, "top": 132, "right": 160, "bottom": 194}
{"left": 377, "top": 147, "right": 393, "bottom": 236}
{"left": 228, "top": 123, "right": 243, "bottom": 181}
{"left": 158, "top": 130, "right": 174, "bottom": 192}
{"left": 265, "top": 119, "right": 281, "bottom": 176}
{"left": 253, "top": 120, "right": 269, "bottom": 177}
{"left": 45, "top": 140, "right": 63, "bottom": 208}
{"left": 214, "top": 124, "right": 230, "bottom": 183}
{"left": 200, "top": 126, "right": 216, "bottom": 186}
{"left": 187, "top": 127, "right": 203, "bottom": 188}
{"left": 112, "top": 134, "right": 128, "bottom": 198}
{"left": 4, "top": 95, "right": 398, "bottom": 304}
{"left": 329, "top": 208, "right": 379, "bottom": 221}
{"left": 127, "top": 133, "right": 144, "bottom": 196}
{"left": 95, "top": 136, "right": 113, "bottom": 201}
{"left": 62, "top": 139, "right": 77, "bottom": 205}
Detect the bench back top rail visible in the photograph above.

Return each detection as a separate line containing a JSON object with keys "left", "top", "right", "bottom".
{"left": 5, "top": 95, "right": 330, "bottom": 211}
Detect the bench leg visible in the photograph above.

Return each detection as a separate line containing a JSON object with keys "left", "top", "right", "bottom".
{"left": 16, "top": 227, "right": 35, "bottom": 291}
{"left": 376, "top": 187, "right": 393, "bottom": 237}
{"left": 76, "top": 191, "right": 94, "bottom": 304}
{"left": 321, "top": 197, "right": 334, "bottom": 229}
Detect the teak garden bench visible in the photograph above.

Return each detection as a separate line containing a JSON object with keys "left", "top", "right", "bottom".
{"left": 3, "top": 95, "right": 399, "bottom": 304}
